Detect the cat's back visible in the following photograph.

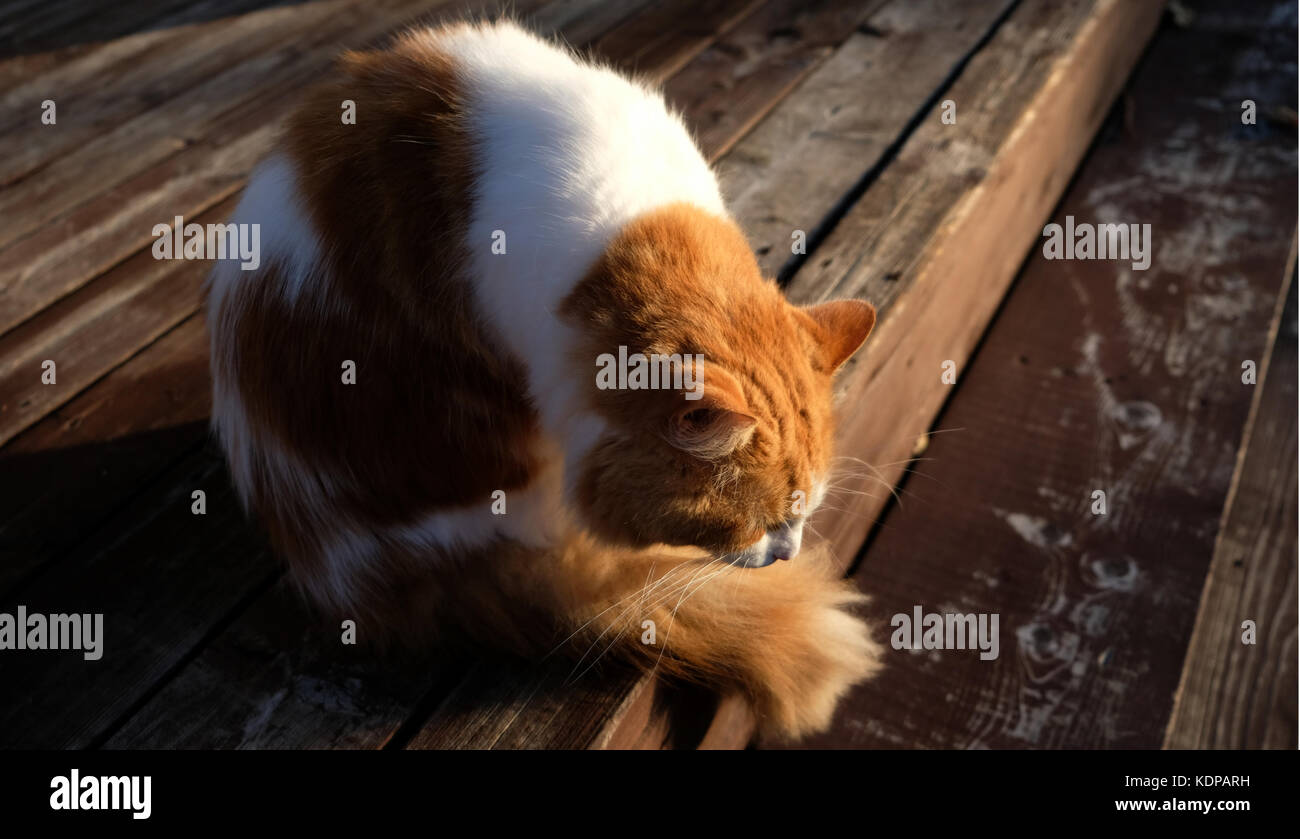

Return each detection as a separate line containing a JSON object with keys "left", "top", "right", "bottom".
{"left": 213, "top": 20, "right": 725, "bottom": 342}
{"left": 431, "top": 22, "right": 727, "bottom": 390}
{"left": 204, "top": 20, "right": 729, "bottom": 609}
{"left": 435, "top": 20, "right": 723, "bottom": 223}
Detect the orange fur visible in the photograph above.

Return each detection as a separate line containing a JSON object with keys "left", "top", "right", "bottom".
{"left": 562, "top": 204, "right": 875, "bottom": 555}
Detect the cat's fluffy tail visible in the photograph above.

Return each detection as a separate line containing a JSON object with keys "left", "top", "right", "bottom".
{"left": 539, "top": 537, "right": 884, "bottom": 740}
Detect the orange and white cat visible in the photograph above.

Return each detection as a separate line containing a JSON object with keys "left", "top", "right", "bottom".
{"left": 206, "top": 19, "right": 881, "bottom": 739}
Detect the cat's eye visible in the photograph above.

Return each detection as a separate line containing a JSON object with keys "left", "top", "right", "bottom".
{"left": 681, "top": 408, "right": 712, "bottom": 426}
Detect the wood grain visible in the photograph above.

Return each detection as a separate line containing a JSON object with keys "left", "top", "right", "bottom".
{"left": 0, "top": 316, "right": 211, "bottom": 595}
{"left": 589, "top": 0, "right": 764, "bottom": 83}
{"left": 0, "top": 0, "right": 365, "bottom": 187}
{"left": 794, "top": 0, "right": 1296, "bottom": 747}
{"left": 0, "top": 0, "right": 215, "bottom": 58}
{"left": 665, "top": 0, "right": 893, "bottom": 162}
{"left": 786, "top": 0, "right": 1168, "bottom": 578}
{"left": 0, "top": 441, "right": 278, "bottom": 748}
{"left": 404, "top": 659, "right": 647, "bottom": 749}
{"left": 535, "top": 0, "right": 655, "bottom": 49}
{"left": 103, "top": 581, "right": 468, "bottom": 749}
{"left": 719, "top": 0, "right": 1018, "bottom": 280}
{"left": 0, "top": 195, "right": 239, "bottom": 449}
{"left": 1164, "top": 268, "right": 1298, "bottom": 749}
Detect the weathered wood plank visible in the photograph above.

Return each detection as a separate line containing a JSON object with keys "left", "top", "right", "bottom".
{"left": 795, "top": 0, "right": 1295, "bottom": 747}
{"left": 538, "top": 0, "right": 654, "bottom": 49}
{"left": 0, "top": 441, "right": 277, "bottom": 748}
{"left": 1165, "top": 268, "right": 1298, "bottom": 749}
{"left": 590, "top": 0, "right": 764, "bottom": 83}
{"left": 404, "top": 659, "right": 648, "bottom": 749}
{"left": 0, "top": 316, "right": 210, "bottom": 595}
{"left": 0, "top": 194, "right": 239, "bottom": 450}
{"left": 719, "top": 0, "right": 1018, "bottom": 280}
{"left": 0, "top": 0, "right": 200, "bottom": 58}
{"left": 0, "top": 0, "right": 344, "bottom": 187}
{"left": 665, "top": 0, "right": 892, "bottom": 162}
{"left": 102, "top": 582, "right": 467, "bottom": 749}
{"left": 785, "top": 0, "right": 1167, "bottom": 578}
{"left": 0, "top": 118, "right": 267, "bottom": 342}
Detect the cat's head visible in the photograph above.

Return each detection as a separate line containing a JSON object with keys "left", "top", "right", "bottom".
{"left": 561, "top": 203, "right": 875, "bottom": 567}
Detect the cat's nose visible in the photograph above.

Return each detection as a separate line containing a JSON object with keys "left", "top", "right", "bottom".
{"left": 767, "top": 523, "right": 803, "bottom": 563}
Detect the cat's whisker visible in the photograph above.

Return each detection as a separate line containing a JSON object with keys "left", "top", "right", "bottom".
{"left": 828, "top": 464, "right": 914, "bottom": 508}
{"left": 570, "top": 559, "right": 724, "bottom": 684}
{"left": 821, "top": 489, "right": 882, "bottom": 506}
{"left": 833, "top": 458, "right": 947, "bottom": 492}
{"left": 824, "top": 487, "right": 881, "bottom": 500}
{"left": 547, "top": 557, "right": 701, "bottom": 661}
{"left": 833, "top": 454, "right": 936, "bottom": 467}
{"left": 826, "top": 459, "right": 952, "bottom": 511}
{"left": 568, "top": 554, "right": 720, "bottom": 672}
{"left": 876, "top": 457, "right": 938, "bottom": 467}
{"left": 669, "top": 563, "right": 730, "bottom": 621}
{"left": 831, "top": 426, "right": 966, "bottom": 453}
{"left": 814, "top": 501, "right": 882, "bottom": 519}
{"left": 917, "top": 426, "right": 966, "bottom": 437}
{"left": 649, "top": 562, "right": 732, "bottom": 678}
{"left": 845, "top": 461, "right": 902, "bottom": 508}
{"left": 842, "top": 476, "right": 925, "bottom": 505}
{"left": 891, "top": 466, "right": 948, "bottom": 488}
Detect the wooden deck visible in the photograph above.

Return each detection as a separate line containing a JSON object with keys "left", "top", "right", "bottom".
{"left": 0, "top": 0, "right": 1294, "bottom": 749}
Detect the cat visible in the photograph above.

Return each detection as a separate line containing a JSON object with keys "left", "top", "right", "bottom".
{"left": 206, "top": 18, "right": 882, "bottom": 740}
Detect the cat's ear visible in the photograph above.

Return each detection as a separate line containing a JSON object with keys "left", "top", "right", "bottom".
{"left": 665, "top": 368, "right": 757, "bottom": 459}
{"left": 802, "top": 299, "right": 876, "bottom": 372}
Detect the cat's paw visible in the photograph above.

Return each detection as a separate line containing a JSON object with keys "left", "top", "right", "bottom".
{"left": 750, "top": 585, "right": 883, "bottom": 741}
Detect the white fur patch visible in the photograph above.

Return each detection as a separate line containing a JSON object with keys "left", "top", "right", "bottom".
{"left": 437, "top": 22, "right": 727, "bottom": 466}
{"left": 207, "top": 153, "right": 323, "bottom": 314}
